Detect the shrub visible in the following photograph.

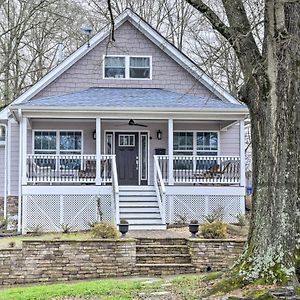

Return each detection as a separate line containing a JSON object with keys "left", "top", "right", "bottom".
{"left": 190, "top": 219, "right": 199, "bottom": 224}
{"left": 201, "top": 221, "right": 228, "bottom": 239}
{"left": 91, "top": 223, "right": 119, "bottom": 238}
{"left": 60, "top": 223, "right": 72, "bottom": 233}
{"left": 204, "top": 207, "right": 224, "bottom": 223}
{"left": 232, "top": 213, "right": 247, "bottom": 227}
{"left": 27, "top": 224, "right": 43, "bottom": 236}
{"left": 119, "top": 219, "right": 128, "bottom": 224}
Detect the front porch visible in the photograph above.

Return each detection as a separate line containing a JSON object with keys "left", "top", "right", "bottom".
{"left": 17, "top": 116, "right": 246, "bottom": 233}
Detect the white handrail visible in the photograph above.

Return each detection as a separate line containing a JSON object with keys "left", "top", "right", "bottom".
{"left": 154, "top": 155, "right": 166, "bottom": 223}
{"left": 111, "top": 155, "right": 120, "bottom": 225}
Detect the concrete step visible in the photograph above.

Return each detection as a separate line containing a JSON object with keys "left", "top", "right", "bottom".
{"left": 119, "top": 207, "right": 160, "bottom": 213}
{"left": 119, "top": 202, "right": 159, "bottom": 207}
{"left": 135, "top": 263, "right": 196, "bottom": 276}
{"left": 126, "top": 218, "right": 163, "bottom": 225}
{"left": 136, "top": 253, "right": 191, "bottom": 264}
{"left": 120, "top": 212, "right": 161, "bottom": 219}
{"left": 119, "top": 185, "right": 155, "bottom": 191}
{"left": 136, "top": 238, "right": 187, "bottom": 245}
{"left": 136, "top": 244, "right": 189, "bottom": 254}
{"left": 119, "top": 197, "right": 158, "bottom": 202}
{"left": 119, "top": 191, "right": 156, "bottom": 196}
{"left": 128, "top": 224, "right": 167, "bottom": 230}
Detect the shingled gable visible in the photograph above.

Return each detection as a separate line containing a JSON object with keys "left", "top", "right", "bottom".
{"left": 0, "top": 8, "right": 241, "bottom": 120}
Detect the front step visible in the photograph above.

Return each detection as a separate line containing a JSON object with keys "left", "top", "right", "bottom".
{"left": 119, "top": 186, "right": 166, "bottom": 230}
{"left": 136, "top": 253, "right": 191, "bottom": 264}
{"left": 135, "top": 263, "right": 196, "bottom": 276}
{"left": 134, "top": 238, "right": 196, "bottom": 275}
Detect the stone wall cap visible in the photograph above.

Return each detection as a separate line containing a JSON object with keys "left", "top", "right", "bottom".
{"left": 22, "top": 238, "right": 137, "bottom": 244}
{"left": 187, "top": 238, "right": 246, "bottom": 243}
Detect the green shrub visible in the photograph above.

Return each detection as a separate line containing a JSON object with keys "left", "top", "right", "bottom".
{"left": 204, "top": 207, "right": 224, "bottom": 223}
{"left": 201, "top": 221, "right": 228, "bottom": 239}
{"left": 91, "top": 223, "right": 119, "bottom": 238}
{"left": 232, "top": 213, "right": 247, "bottom": 227}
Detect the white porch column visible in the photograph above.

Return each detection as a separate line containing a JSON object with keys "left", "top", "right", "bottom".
{"left": 96, "top": 117, "right": 102, "bottom": 185}
{"left": 21, "top": 117, "right": 27, "bottom": 185}
{"left": 168, "top": 118, "right": 174, "bottom": 185}
{"left": 239, "top": 119, "right": 246, "bottom": 187}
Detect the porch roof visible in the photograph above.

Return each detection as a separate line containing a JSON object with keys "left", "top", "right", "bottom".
{"left": 15, "top": 88, "right": 247, "bottom": 111}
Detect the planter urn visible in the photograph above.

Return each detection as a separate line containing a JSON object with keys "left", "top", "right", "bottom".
{"left": 118, "top": 223, "right": 129, "bottom": 237}
{"left": 189, "top": 223, "right": 199, "bottom": 238}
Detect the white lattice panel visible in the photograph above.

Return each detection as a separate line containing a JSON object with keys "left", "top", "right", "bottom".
{"left": 166, "top": 195, "right": 243, "bottom": 224}
{"left": 23, "top": 194, "right": 113, "bottom": 233}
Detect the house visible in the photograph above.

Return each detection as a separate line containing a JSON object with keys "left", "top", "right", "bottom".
{"left": 0, "top": 9, "right": 248, "bottom": 233}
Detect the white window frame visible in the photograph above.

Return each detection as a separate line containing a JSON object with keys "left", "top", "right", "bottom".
{"left": 118, "top": 134, "right": 135, "bottom": 147}
{"left": 32, "top": 130, "right": 83, "bottom": 155}
{"left": 103, "top": 55, "right": 152, "bottom": 80}
{"left": 173, "top": 130, "right": 220, "bottom": 156}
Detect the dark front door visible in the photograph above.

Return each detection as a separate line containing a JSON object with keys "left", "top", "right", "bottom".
{"left": 115, "top": 132, "right": 139, "bottom": 185}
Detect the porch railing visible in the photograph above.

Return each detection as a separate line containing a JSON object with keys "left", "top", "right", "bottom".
{"left": 155, "top": 155, "right": 241, "bottom": 184}
{"left": 154, "top": 155, "right": 166, "bottom": 223}
{"left": 26, "top": 154, "right": 113, "bottom": 183}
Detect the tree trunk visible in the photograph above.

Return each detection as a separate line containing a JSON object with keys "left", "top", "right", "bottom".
{"left": 234, "top": 2, "right": 300, "bottom": 284}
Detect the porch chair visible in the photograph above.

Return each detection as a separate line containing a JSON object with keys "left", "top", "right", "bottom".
{"left": 27, "top": 159, "right": 52, "bottom": 181}
{"left": 78, "top": 159, "right": 109, "bottom": 180}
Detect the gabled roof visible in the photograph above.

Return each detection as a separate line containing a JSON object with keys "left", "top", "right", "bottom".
{"left": 1, "top": 8, "right": 243, "bottom": 120}
{"left": 15, "top": 87, "right": 246, "bottom": 111}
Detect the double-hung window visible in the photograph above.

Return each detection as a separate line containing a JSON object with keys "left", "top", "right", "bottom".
{"left": 129, "top": 57, "right": 150, "bottom": 78}
{"left": 104, "top": 55, "right": 151, "bottom": 79}
{"left": 173, "top": 131, "right": 218, "bottom": 170}
{"left": 34, "top": 131, "right": 82, "bottom": 170}
{"left": 104, "top": 56, "right": 126, "bottom": 78}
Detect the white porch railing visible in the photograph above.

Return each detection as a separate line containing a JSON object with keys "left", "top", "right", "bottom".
{"left": 154, "top": 155, "right": 166, "bottom": 223}
{"left": 26, "top": 154, "right": 113, "bottom": 184}
{"left": 111, "top": 155, "right": 120, "bottom": 224}
{"left": 155, "top": 155, "right": 241, "bottom": 185}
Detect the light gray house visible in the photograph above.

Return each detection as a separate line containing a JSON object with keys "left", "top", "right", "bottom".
{"left": 0, "top": 9, "right": 248, "bottom": 233}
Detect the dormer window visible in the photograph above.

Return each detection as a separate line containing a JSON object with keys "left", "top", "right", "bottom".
{"left": 104, "top": 55, "right": 151, "bottom": 79}
{"left": 129, "top": 57, "right": 150, "bottom": 78}
{"left": 104, "top": 56, "right": 125, "bottom": 78}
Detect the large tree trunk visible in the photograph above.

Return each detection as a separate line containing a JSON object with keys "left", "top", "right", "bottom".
{"left": 234, "top": 2, "right": 300, "bottom": 284}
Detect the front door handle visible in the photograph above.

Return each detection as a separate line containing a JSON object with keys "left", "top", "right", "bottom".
{"left": 136, "top": 156, "right": 139, "bottom": 170}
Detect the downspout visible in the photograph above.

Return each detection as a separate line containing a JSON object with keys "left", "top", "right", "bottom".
{"left": 0, "top": 124, "right": 8, "bottom": 219}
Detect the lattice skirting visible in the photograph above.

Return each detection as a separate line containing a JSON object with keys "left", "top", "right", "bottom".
{"left": 165, "top": 195, "right": 244, "bottom": 224}
{"left": 22, "top": 194, "right": 114, "bottom": 233}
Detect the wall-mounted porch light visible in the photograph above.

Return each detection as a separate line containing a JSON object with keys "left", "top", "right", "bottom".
{"left": 156, "top": 130, "right": 162, "bottom": 140}
{"left": 93, "top": 130, "right": 96, "bottom": 140}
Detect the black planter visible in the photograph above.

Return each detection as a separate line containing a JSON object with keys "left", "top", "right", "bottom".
{"left": 189, "top": 223, "right": 199, "bottom": 238}
{"left": 118, "top": 223, "right": 129, "bottom": 237}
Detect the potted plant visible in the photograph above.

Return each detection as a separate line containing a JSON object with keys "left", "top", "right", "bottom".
{"left": 118, "top": 219, "right": 129, "bottom": 237}
{"left": 189, "top": 220, "right": 199, "bottom": 238}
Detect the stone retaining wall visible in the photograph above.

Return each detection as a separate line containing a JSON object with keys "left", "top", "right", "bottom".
{"left": 188, "top": 239, "right": 245, "bottom": 272}
{"left": 0, "top": 240, "right": 136, "bottom": 285}
{"left": 0, "top": 195, "right": 18, "bottom": 218}
{"left": 0, "top": 238, "right": 245, "bottom": 285}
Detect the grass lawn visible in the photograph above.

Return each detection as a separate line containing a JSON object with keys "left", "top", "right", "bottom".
{"left": 0, "top": 272, "right": 293, "bottom": 300}
{"left": 0, "top": 274, "right": 221, "bottom": 300}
